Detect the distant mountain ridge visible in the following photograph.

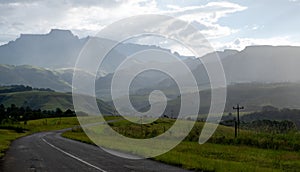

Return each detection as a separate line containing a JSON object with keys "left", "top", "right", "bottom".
{"left": 0, "top": 29, "right": 190, "bottom": 75}
{"left": 0, "top": 29, "right": 87, "bottom": 69}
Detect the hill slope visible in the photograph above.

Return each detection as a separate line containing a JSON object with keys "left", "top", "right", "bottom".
{"left": 0, "top": 64, "right": 71, "bottom": 92}
{"left": 128, "top": 82, "right": 300, "bottom": 117}
{"left": 0, "top": 86, "right": 114, "bottom": 114}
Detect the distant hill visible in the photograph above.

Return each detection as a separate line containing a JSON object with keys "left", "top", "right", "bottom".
{"left": 0, "top": 86, "right": 114, "bottom": 114}
{"left": 241, "top": 108, "right": 300, "bottom": 129}
{"left": 221, "top": 46, "right": 300, "bottom": 83}
{"left": 225, "top": 82, "right": 300, "bottom": 111}
{"left": 0, "top": 64, "right": 71, "bottom": 92}
{"left": 2, "top": 63, "right": 294, "bottom": 116}
{"left": 125, "top": 82, "right": 300, "bottom": 117}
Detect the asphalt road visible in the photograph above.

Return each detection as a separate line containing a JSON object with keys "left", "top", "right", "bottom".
{"left": 1, "top": 130, "right": 190, "bottom": 172}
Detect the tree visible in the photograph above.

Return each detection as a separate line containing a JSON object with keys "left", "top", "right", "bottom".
{"left": 56, "top": 108, "right": 63, "bottom": 124}
{"left": 55, "top": 108, "right": 63, "bottom": 116}
{"left": 0, "top": 104, "right": 5, "bottom": 123}
{"left": 8, "top": 104, "right": 19, "bottom": 121}
{"left": 64, "top": 109, "right": 74, "bottom": 117}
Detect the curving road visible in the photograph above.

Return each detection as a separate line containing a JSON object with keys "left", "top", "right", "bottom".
{"left": 1, "top": 130, "right": 190, "bottom": 172}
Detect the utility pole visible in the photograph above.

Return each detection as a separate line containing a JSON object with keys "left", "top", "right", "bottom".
{"left": 140, "top": 115, "right": 143, "bottom": 137}
{"left": 234, "top": 117, "right": 237, "bottom": 138}
{"left": 233, "top": 104, "right": 244, "bottom": 136}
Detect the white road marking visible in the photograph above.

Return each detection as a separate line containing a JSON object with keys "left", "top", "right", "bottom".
{"left": 42, "top": 138, "right": 107, "bottom": 172}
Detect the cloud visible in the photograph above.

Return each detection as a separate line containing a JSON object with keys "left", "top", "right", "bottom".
{"left": 0, "top": 0, "right": 247, "bottom": 46}
{"left": 0, "top": 0, "right": 160, "bottom": 42}
{"left": 2, "top": 1, "right": 298, "bottom": 57}
{"left": 0, "top": 0, "right": 126, "bottom": 7}
{"left": 63, "top": 0, "right": 127, "bottom": 8}
{"left": 169, "top": 1, "right": 247, "bottom": 22}
{"left": 163, "top": 1, "right": 246, "bottom": 39}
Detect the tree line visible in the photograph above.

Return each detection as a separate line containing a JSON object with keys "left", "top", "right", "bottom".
{"left": 241, "top": 120, "right": 297, "bottom": 134}
{"left": 0, "top": 85, "right": 54, "bottom": 94}
{"left": 241, "top": 106, "right": 300, "bottom": 130}
{"left": 0, "top": 104, "right": 75, "bottom": 124}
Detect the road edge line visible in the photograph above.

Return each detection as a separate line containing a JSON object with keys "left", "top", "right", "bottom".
{"left": 42, "top": 138, "right": 106, "bottom": 172}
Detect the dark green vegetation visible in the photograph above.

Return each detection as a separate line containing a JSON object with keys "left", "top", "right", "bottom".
{"left": 0, "top": 117, "right": 79, "bottom": 158}
{"left": 63, "top": 117, "right": 300, "bottom": 172}
{"left": 222, "top": 118, "right": 297, "bottom": 133}
{"left": 241, "top": 107, "right": 300, "bottom": 129}
{"left": 0, "top": 85, "right": 54, "bottom": 93}
{"left": 0, "top": 103, "right": 75, "bottom": 125}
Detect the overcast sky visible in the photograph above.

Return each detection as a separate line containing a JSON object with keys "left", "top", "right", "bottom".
{"left": 0, "top": 0, "right": 300, "bottom": 54}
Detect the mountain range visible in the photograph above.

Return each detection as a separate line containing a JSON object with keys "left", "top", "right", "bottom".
{"left": 1, "top": 29, "right": 300, "bottom": 85}
{"left": 0, "top": 29, "right": 186, "bottom": 75}
{"left": 1, "top": 29, "right": 300, "bottom": 113}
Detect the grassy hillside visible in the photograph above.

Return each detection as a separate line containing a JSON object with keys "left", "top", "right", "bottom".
{"left": 0, "top": 64, "right": 71, "bottom": 92}
{"left": 0, "top": 86, "right": 114, "bottom": 114}
{"left": 0, "top": 91, "right": 73, "bottom": 110}
{"left": 127, "top": 82, "right": 300, "bottom": 118}
{"left": 225, "top": 82, "right": 300, "bottom": 111}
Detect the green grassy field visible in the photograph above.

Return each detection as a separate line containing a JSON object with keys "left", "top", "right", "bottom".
{"left": 0, "top": 117, "right": 79, "bottom": 158}
{"left": 62, "top": 117, "right": 300, "bottom": 172}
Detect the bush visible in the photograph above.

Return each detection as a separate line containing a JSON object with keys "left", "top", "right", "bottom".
{"left": 0, "top": 125, "right": 26, "bottom": 133}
